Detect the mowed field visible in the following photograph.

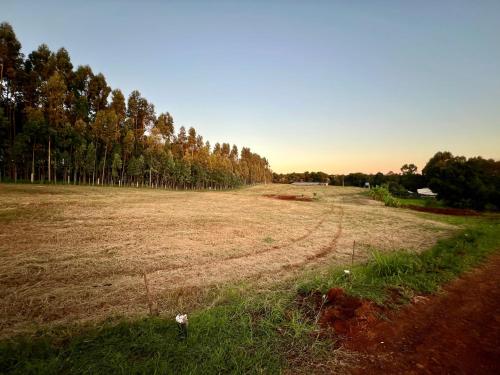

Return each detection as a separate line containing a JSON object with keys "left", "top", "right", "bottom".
{"left": 0, "top": 184, "right": 454, "bottom": 337}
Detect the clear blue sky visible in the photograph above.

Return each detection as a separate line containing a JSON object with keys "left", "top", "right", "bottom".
{"left": 4, "top": 0, "right": 500, "bottom": 173}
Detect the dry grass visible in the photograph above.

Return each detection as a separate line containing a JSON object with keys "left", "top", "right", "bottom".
{"left": 0, "top": 183, "right": 454, "bottom": 337}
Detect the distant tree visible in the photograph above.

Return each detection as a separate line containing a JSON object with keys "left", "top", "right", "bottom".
{"left": 423, "top": 151, "right": 500, "bottom": 210}
{"left": 24, "top": 107, "right": 47, "bottom": 182}
{"left": 401, "top": 163, "right": 417, "bottom": 175}
{"left": 92, "top": 109, "right": 119, "bottom": 183}
{"left": 42, "top": 72, "right": 67, "bottom": 182}
{"left": 1, "top": 23, "right": 273, "bottom": 189}
{"left": 84, "top": 142, "right": 96, "bottom": 184}
{"left": 111, "top": 152, "right": 122, "bottom": 183}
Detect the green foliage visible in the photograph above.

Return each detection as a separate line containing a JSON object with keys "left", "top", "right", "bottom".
{"left": 0, "top": 289, "right": 320, "bottom": 375}
{"left": 84, "top": 142, "right": 95, "bottom": 176}
{"left": 111, "top": 153, "right": 122, "bottom": 178}
{"left": 299, "top": 219, "right": 500, "bottom": 303}
{"left": 397, "top": 197, "right": 444, "bottom": 208}
{"left": 0, "top": 22, "right": 272, "bottom": 188}
{"left": 127, "top": 155, "right": 144, "bottom": 179}
{"left": 423, "top": 151, "right": 500, "bottom": 210}
{"left": 368, "top": 186, "right": 401, "bottom": 207}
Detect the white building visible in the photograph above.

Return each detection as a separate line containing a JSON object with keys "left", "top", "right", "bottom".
{"left": 417, "top": 187, "right": 437, "bottom": 197}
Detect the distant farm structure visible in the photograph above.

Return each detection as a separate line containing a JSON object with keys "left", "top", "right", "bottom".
{"left": 417, "top": 187, "right": 438, "bottom": 197}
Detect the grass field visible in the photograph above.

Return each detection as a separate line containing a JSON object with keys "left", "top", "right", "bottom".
{"left": 0, "top": 183, "right": 454, "bottom": 338}
{"left": 1, "top": 183, "right": 500, "bottom": 374}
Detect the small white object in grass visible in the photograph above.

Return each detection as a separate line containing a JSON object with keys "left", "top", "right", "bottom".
{"left": 344, "top": 270, "right": 351, "bottom": 275}
{"left": 175, "top": 314, "right": 188, "bottom": 325}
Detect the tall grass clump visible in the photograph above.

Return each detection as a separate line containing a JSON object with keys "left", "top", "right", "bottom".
{"left": 368, "top": 186, "right": 401, "bottom": 207}
{"left": 299, "top": 218, "right": 500, "bottom": 303}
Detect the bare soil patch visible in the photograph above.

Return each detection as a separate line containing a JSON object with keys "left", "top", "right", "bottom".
{"left": 263, "top": 194, "right": 313, "bottom": 202}
{"left": 344, "top": 254, "right": 500, "bottom": 374}
{"left": 318, "top": 288, "right": 381, "bottom": 338}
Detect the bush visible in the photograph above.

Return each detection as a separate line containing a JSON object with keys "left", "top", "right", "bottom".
{"left": 368, "top": 186, "right": 401, "bottom": 207}
{"left": 387, "top": 182, "right": 410, "bottom": 198}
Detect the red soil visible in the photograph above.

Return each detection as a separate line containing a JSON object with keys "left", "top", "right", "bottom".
{"left": 404, "top": 205, "right": 480, "bottom": 216}
{"left": 343, "top": 254, "right": 500, "bottom": 374}
{"left": 263, "top": 194, "right": 313, "bottom": 202}
{"left": 318, "top": 288, "right": 382, "bottom": 338}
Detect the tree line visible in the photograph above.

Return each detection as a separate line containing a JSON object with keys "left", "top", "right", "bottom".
{"left": 273, "top": 152, "right": 500, "bottom": 210}
{"left": 0, "top": 22, "right": 272, "bottom": 189}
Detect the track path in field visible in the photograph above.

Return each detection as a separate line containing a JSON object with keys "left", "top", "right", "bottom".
{"left": 148, "top": 201, "right": 345, "bottom": 291}
{"left": 0, "top": 184, "right": 455, "bottom": 337}
{"left": 147, "top": 202, "right": 337, "bottom": 274}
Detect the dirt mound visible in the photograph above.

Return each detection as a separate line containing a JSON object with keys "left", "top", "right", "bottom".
{"left": 404, "top": 205, "right": 480, "bottom": 216}
{"left": 305, "top": 288, "right": 382, "bottom": 339}
{"left": 347, "top": 254, "right": 500, "bottom": 374}
{"left": 263, "top": 194, "right": 313, "bottom": 202}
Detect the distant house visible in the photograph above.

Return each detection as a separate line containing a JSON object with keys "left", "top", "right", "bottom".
{"left": 417, "top": 187, "right": 437, "bottom": 197}
{"left": 291, "top": 182, "right": 328, "bottom": 186}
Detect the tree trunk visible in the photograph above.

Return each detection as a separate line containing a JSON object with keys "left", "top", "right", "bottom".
{"left": 121, "top": 154, "right": 126, "bottom": 183}
{"left": 93, "top": 143, "right": 97, "bottom": 185}
{"left": 101, "top": 145, "right": 107, "bottom": 184}
{"left": 31, "top": 144, "right": 35, "bottom": 183}
{"left": 48, "top": 137, "right": 51, "bottom": 182}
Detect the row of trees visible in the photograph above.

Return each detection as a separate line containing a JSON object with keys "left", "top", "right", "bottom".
{"left": 272, "top": 166, "right": 422, "bottom": 192}
{"left": 0, "top": 22, "right": 272, "bottom": 189}
{"left": 273, "top": 153, "right": 499, "bottom": 210}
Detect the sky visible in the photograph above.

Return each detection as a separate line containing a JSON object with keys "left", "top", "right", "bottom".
{"left": 3, "top": 0, "right": 500, "bottom": 174}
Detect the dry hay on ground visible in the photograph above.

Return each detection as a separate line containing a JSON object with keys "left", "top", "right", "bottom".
{"left": 0, "top": 183, "right": 454, "bottom": 337}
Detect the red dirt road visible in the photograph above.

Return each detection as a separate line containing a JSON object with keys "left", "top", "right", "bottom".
{"left": 347, "top": 254, "right": 500, "bottom": 374}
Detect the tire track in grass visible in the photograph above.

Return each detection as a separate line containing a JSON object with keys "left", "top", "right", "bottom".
{"left": 145, "top": 203, "right": 337, "bottom": 275}
{"left": 280, "top": 204, "right": 344, "bottom": 271}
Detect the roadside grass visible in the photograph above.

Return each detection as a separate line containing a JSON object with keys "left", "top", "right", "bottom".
{"left": 0, "top": 287, "right": 331, "bottom": 375}
{"left": 1, "top": 216, "right": 499, "bottom": 374}
{"left": 298, "top": 217, "right": 500, "bottom": 304}
{"left": 396, "top": 197, "right": 444, "bottom": 208}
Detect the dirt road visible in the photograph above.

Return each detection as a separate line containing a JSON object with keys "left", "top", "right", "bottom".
{"left": 347, "top": 253, "right": 500, "bottom": 374}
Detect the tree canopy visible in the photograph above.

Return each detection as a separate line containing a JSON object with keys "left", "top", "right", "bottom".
{"left": 0, "top": 22, "right": 272, "bottom": 189}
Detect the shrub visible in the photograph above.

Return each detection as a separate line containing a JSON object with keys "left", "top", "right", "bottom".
{"left": 368, "top": 186, "right": 401, "bottom": 207}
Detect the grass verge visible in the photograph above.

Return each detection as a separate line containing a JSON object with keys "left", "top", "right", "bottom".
{"left": 299, "top": 217, "right": 500, "bottom": 304}
{"left": 1, "top": 217, "right": 499, "bottom": 374}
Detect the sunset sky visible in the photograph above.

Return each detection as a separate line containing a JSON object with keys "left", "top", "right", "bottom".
{"left": 4, "top": 0, "right": 500, "bottom": 174}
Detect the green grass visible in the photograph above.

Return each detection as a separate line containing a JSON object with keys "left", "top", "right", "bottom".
{"left": 0, "top": 289, "right": 328, "bottom": 375}
{"left": 396, "top": 197, "right": 445, "bottom": 208}
{"left": 263, "top": 236, "right": 275, "bottom": 244}
{"left": 298, "top": 218, "right": 500, "bottom": 304}
{"left": 1, "top": 217, "right": 499, "bottom": 374}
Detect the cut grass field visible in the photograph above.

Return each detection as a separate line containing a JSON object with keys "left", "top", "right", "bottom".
{"left": 1, "top": 184, "right": 498, "bottom": 374}
{"left": 0, "top": 183, "right": 453, "bottom": 337}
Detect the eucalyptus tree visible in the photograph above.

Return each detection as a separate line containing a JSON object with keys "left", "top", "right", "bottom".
{"left": 42, "top": 71, "right": 66, "bottom": 182}
{"left": 24, "top": 107, "right": 46, "bottom": 182}
{"left": 1, "top": 23, "right": 274, "bottom": 188}
{"left": 92, "top": 109, "right": 119, "bottom": 184}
